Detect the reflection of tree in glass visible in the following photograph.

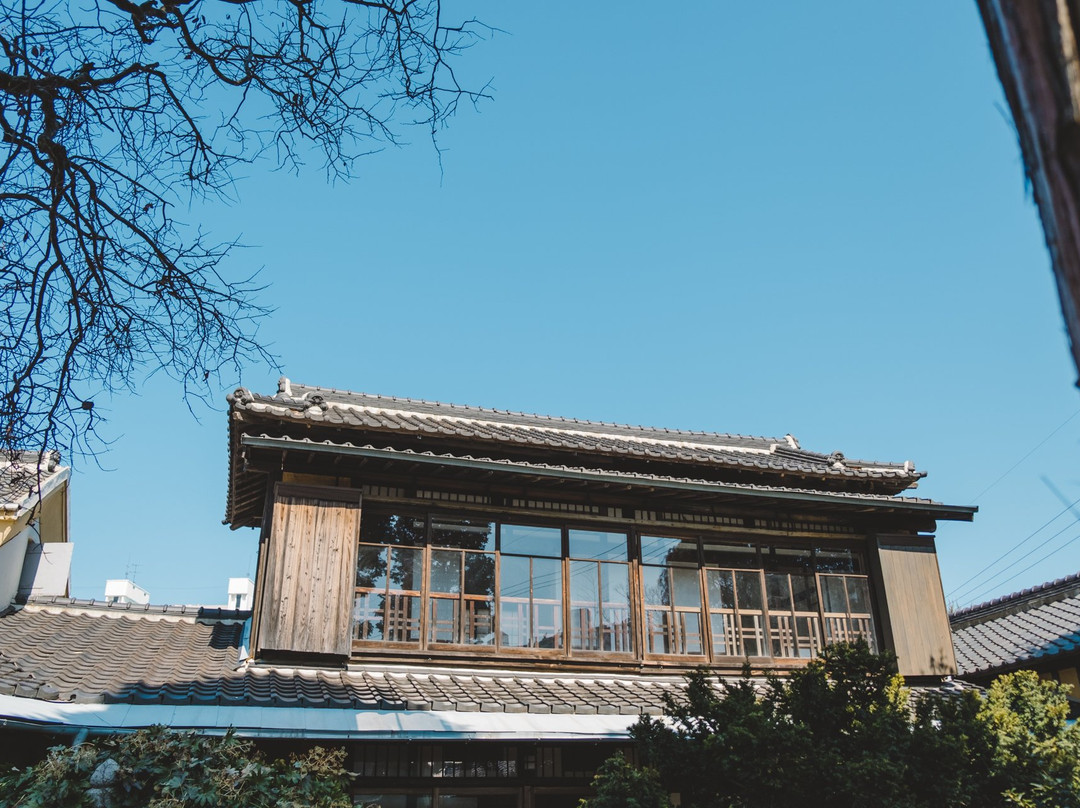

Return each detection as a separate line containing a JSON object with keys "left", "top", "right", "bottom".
{"left": 431, "top": 518, "right": 495, "bottom": 596}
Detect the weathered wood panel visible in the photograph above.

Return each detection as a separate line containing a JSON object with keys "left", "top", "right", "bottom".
{"left": 874, "top": 538, "right": 956, "bottom": 677}
{"left": 256, "top": 484, "right": 361, "bottom": 657}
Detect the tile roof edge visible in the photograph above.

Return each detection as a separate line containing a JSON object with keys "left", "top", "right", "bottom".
{"left": 0, "top": 464, "right": 70, "bottom": 516}
{"left": 950, "top": 571, "right": 1080, "bottom": 627}
{"left": 229, "top": 382, "right": 920, "bottom": 477}
{"left": 230, "top": 382, "right": 787, "bottom": 445}
{"left": 22, "top": 597, "right": 251, "bottom": 622}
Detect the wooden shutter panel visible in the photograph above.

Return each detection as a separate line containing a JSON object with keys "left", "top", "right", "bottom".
{"left": 873, "top": 538, "right": 956, "bottom": 677}
{"left": 256, "top": 484, "right": 361, "bottom": 657}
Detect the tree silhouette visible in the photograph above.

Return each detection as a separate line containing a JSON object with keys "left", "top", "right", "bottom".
{"left": 0, "top": 0, "right": 489, "bottom": 459}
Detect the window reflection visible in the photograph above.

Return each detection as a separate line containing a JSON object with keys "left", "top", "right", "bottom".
{"left": 642, "top": 536, "right": 703, "bottom": 656}
{"left": 353, "top": 513, "right": 875, "bottom": 661}
{"left": 499, "top": 555, "right": 562, "bottom": 649}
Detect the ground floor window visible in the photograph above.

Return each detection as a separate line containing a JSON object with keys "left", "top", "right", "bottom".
{"left": 351, "top": 742, "right": 628, "bottom": 808}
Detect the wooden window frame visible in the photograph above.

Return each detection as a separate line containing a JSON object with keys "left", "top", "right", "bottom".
{"left": 351, "top": 508, "right": 878, "bottom": 666}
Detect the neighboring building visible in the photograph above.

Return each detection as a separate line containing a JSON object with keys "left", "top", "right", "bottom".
{"left": 0, "top": 450, "right": 71, "bottom": 607}
{"left": 976, "top": 2, "right": 1080, "bottom": 383}
{"left": 951, "top": 573, "right": 1080, "bottom": 706}
{"left": 0, "top": 380, "right": 976, "bottom": 803}
{"left": 104, "top": 578, "right": 150, "bottom": 606}
{"left": 228, "top": 577, "right": 255, "bottom": 610}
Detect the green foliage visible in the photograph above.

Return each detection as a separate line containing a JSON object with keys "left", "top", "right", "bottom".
{"left": 0, "top": 726, "right": 351, "bottom": 808}
{"left": 580, "top": 753, "right": 670, "bottom": 808}
{"left": 601, "top": 642, "right": 1080, "bottom": 808}
{"left": 980, "top": 671, "right": 1080, "bottom": 808}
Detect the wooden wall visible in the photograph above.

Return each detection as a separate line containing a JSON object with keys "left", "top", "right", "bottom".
{"left": 872, "top": 536, "right": 957, "bottom": 677}
{"left": 254, "top": 483, "right": 361, "bottom": 658}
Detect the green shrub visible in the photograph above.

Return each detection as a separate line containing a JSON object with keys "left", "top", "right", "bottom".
{"left": 0, "top": 726, "right": 351, "bottom": 808}
{"left": 585, "top": 642, "right": 1080, "bottom": 808}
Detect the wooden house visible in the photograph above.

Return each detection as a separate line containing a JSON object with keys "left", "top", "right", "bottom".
{"left": 0, "top": 380, "right": 975, "bottom": 805}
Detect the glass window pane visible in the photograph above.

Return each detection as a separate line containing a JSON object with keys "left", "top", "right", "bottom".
{"left": 641, "top": 535, "right": 697, "bottom": 565}
{"left": 682, "top": 613, "right": 704, "bottom": 655}
{"left": 822, "top": 575, "right": 848, "bottom": 613}
{"left": 389, "top": 547, "right": 423, "bottom": 591}
{"left": 701, "top": 542, "right": 757, "bottom": 568}
{"left": 499, "top": 555, "right": 531, "bottom": 602}
{"left": 601, "top": 564, "right": 632, "bottom": 652}
{"left": 361, "top": 513, "right": 426, "bottom": 545}
{"left": 765, "top": 546, "right": 813, "bottom": 572}
{"left": 706, "top": 569, "right": 735, "bottom": 610}
{"left": 531, "top": 557, "right": 562, "bottom": 603}
{"left": 791, "top": 574, "right": 818, "bottom": 612}
{"left": 569, "top": 560, "right": 599, "bottom": 606}
{"left": 600, "top": 563, "right": 630, "bottom": 607}
{"left": 501, "top": 524, "right": 561, "bottom": 557}
{"left": 498, "top": 556, "right": 531, "bottom": 648}
{"left": 498, "top": 556, "right": 563, "bottom": 650}
{"left": 709, "top": 610, "right": 735, "bottom": 655}
{"left": 846, "top": 576, "right": 871, "bottom": 613}
{"left": 640, "top": 535, "right": 681, "bottom": 565}
{"left": 569, "top": 530, "right": 628, "bottom": 561}
{"left": 570, "top": 560, "right": 599, "bottom": 650}
{"left": 429, "top": 598, "right": 458, "bottom": 644}
{"left": 356, "top": 545, "right": 387, "bottom": 589}
{"left": 671, "top": 567, "right": 702, "bottom": 608}
{"left": 642, "top": 566, "right": 670, "bottom": 607}
{"left": 430, "top": 550, "right": 462, "bottom": 593}
{"left": 353, "top": 593, "right": 385, "bottom": 641}
{"left": 464, "top": 598, "right": 495, "bottom": 646}
{"left": 765, "top": 573, "right": 792, "bottom": 611}
{"left": 734, "top": 571, "right": 763, "bottom": 611}
{"left": 815, "top": 547, "right": 855, "bottom": 573}
{"left": 431, "top": 518, "right": 495, "bottom": 550}
{"left": 464, "top": 552, "right": 496, "bottom": 596}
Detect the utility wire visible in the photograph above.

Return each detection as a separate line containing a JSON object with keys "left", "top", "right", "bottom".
{"left": 946, "top": 494, "right": 1080, "bottom": 602}
{"left": 959, "top": 527, "right": 1080, "bottom": 608}
{"left": 951, "top": 512, "right": 1079, "bottom": 605}
{"left": 968, "top": 408, "right": 1080, "bottom": 503}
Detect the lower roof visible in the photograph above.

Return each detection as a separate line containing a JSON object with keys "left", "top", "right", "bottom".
{"left": 1, "top": 600, "right": 973, "bottom": 739}
{"left": 951, "top": 573, "right": 1080, "bottom": 678}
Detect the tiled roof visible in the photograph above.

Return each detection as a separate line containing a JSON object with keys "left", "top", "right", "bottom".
{"left": 0, "top": 450, "right": 66, "bottom": 517}
{"left": 2, "top": 602, "right": 972, "bottom": 730}
{"left": 228, "top": 379, "right": 924, "bottom": 487}
{"left": 951, "top": 573, "right": 1080, "bottom": 677}
{"left": 0, "top": 602, "right": 678, "bottom": 714}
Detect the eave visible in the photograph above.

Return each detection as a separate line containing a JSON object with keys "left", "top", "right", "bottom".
{"left": 230, "top": 434, "right": 976, "bottom": 529}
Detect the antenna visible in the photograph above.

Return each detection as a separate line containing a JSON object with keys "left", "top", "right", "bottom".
{"left": 125, "top": 560, "right": 140, "bottom": 583}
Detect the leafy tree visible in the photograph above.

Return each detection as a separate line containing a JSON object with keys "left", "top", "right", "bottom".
{"left": 582, "top": 753, "right": 670, "bottom": 808}
{"left": 0, "top": 0, "right": 489, "bottom": 460}
{"left": 0, "top": 725, "right": 351, "bottom": 807}
{"left": 584, "top": 642, "right": 1080, "bottom": 808}
{"left": 979, "top": 670, "right": 1080, "bottom": 808}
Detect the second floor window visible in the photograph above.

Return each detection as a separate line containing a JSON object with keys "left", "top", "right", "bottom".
{"left": 353, "top": 510, "right": 876, "bottom": 663}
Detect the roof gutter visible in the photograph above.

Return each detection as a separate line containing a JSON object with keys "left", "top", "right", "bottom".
{"left": 0, "top": 695, "right": 637, "bottom": 741}
{"left": 240, "top": 435, "right": 977, "bottom": 521}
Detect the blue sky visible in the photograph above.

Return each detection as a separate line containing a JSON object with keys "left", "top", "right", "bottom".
{"left": 67, "top": 2, "right": 1080, "bottom": 612}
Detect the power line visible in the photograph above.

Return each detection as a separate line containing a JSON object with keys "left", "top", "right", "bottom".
{"left": 951, "top": 513, "right": 1079, "bottom": 605}
{"left": 968, "top": 408, "right": 1080, "bottom": 503}
{"left": 959, "top": 527, "right": 1080, "bottom": 608}
{"left": 946, "top": 494, "right": 1080, "bottom": 602}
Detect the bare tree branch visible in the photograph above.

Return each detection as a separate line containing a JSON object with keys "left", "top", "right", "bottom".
{"left": 0, "top": 0, "right": 490, "bottom": 461}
